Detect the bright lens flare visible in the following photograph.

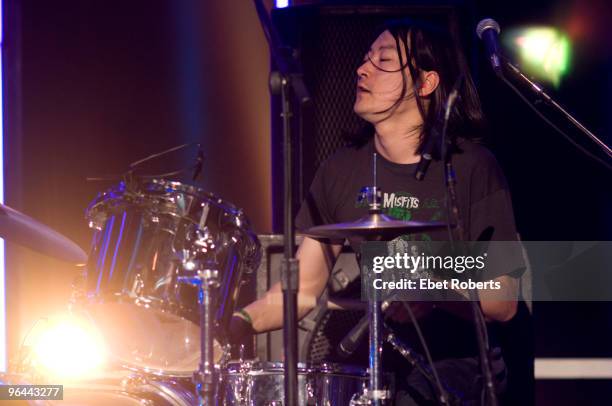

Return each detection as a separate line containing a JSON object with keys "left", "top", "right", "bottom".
{"left": 31, "top": 316, "right": 107, "bottom": 379}
{"left": 505, "top": 26, "right": 571, "bottom": 87}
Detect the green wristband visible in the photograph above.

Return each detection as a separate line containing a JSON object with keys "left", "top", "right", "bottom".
{"left": 234, "top": 308, "right": 253, "bottom": 325}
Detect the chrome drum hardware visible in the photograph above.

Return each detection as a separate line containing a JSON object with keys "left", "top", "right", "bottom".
{"left": 84, "top": 179, "right": 260, "bottom": 377}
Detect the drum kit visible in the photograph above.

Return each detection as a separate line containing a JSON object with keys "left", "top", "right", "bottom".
{"left": 1, "top": 173, "right": 448, "bottom": 405}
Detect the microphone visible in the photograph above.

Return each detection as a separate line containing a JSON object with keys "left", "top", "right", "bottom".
{"left": 414, "top": 74, "right": 463, "bottom": 181}
{"left": 337, "top": 299, "right": 393, "bottom": 358}
{"left": 414, "top": 123, "right": 441, "bottom": 181}
{"left": 476, "top": 18, "right": 502, "bottom": 75}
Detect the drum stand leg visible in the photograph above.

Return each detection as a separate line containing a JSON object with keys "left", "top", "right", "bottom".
{"left": 348, "top": 299, "right": 390, "bottom": 406}
{"left": 368, "top": 296, "right": 389, "bottom": 405}
{"left": 184, "top": 269, "right": 219, "bottom": 406}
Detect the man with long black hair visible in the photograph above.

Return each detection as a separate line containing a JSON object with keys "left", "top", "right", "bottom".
{"left": 231, "top": 19, "right": 526, "bottom": 405}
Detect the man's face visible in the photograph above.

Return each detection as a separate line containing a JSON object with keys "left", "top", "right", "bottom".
{"left": 354, "top": 30, "right": 417, "bottom": 123}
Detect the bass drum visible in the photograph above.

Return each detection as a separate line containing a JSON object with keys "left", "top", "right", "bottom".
{"left": 222, "top": 361, "right": 368, "bottom": 405}
{"left": 84, "top": 179, "right": 260, "bottom": 377}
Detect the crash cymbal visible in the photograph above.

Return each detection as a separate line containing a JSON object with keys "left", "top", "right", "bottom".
{"left": 0, "top": 203, "right": 87, "bottom": 264}
{"left": 302, "top": 211, "right": 447, "bottom": 239}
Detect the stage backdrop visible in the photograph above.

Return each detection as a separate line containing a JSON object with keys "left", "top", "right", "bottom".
{"left": 5, "top": 0, "right": 274, "bottom": 359}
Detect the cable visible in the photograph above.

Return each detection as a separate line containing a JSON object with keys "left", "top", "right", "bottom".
{"left": 500, "top": 76, "right": 612, "bottom": 172}
{"left": 87, "top": 143, "right": 205, "bottom": 183}
{"left": 128, "top": 142, "right": 197, "bottom": 169}
{"left": 401, "top": 302, "right": 450, "bottom": 405}
{"left": 442, "top": 115, "right": 455, "bottom": 246}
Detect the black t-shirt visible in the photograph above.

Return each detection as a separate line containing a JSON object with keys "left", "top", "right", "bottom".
{"left": 295, "top": 137, "right": 525, "bottom": 360}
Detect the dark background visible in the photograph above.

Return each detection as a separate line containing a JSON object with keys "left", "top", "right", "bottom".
{"left": 3, "top": 0, "right": 611, "bottom": 404}
{"left": 474, "top": 0, "right": 612, "bottom": 368}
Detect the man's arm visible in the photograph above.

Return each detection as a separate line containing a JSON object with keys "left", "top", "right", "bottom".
{"left": 386, "top": 275, "right": 519, "bottom": 324}
{"left": 479, "top": 274, "right": 519, "bottom": 322}
{"left": 242, "top": 236, "right": 343, "bottom": 333}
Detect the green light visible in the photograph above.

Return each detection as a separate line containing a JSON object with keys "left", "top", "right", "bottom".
{"left": 505, "top": 27, "right": 571, "bottom": 88}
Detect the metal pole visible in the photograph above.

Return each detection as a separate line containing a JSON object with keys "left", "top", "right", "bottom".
{"left": 368, "top": 296, "right": 384, "bottom": 406}
{"left": 194, "top": 269, "right": 218, "bottom": 406}
{"left": 280, "top": 76, "right": 299, "bottom": 406}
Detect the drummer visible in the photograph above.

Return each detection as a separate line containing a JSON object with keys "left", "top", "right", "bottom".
{"left": 231, "top": 19, "right": 525, "bottom": 405}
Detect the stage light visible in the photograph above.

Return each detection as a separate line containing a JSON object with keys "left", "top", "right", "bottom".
{"left": 276, "top": 0, "right": 289, "bottom": 8}
{"left": 505, "top": 26, "right": 571, "bottom": 87}
{"left": 30, "top": 315, "right": 108, "bottom": 380}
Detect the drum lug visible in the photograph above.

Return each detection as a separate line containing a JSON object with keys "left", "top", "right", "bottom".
{"left": 350, "top": 386, "right": 371, "bottom": 405}
{"left": 305, "top": 376, "right": 317, "bottom": 405}
{"left": 219, "top": 343, "right": 232, "bottom": 370}
{"left": 199, "top": 268, "right": 219, "bottom": 287}
{"left": 131, "top": 274, "right": 145, "bottom": 296}
{"left": 233, "top": 361, "right": 253, "bottom": 405}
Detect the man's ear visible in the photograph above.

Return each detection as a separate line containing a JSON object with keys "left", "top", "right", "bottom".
{"left": 418, "top": 70, "right": 440, "bottom": 97}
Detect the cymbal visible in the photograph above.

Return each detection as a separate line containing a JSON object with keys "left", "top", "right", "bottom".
{"left": 302, "top": 211, "right": 447, "bottom": 239}
{"left": 0, "top": 203, "right": 88, "bottom": 264}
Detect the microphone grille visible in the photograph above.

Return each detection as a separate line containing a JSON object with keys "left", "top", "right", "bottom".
{"left": 476, "top": 18, "right": 501, "bottom": 39}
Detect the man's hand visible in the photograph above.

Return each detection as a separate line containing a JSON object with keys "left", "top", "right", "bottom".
{"left": 243, "top": 237, "right": 342, "bottom": 333}
{"left": 227, "top": 311, "right": 255, "bottom": 344}
{"left": 480, "top": 275, "right": 518, "bottom": 322}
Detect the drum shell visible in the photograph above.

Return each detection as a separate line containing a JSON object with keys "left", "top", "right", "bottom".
{"left": 222, "top": 362, "right": 368, "bottom": 405}
{"left": 85, "top": 179, "right": 260, "bottom": 333}
{"left": 83, "top": 180, "right": 260, "bottom": 375}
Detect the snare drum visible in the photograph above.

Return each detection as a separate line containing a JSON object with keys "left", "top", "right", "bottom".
{"left": 222, "top": 361, "right": 368, "bottom": 405}
{"left": 83, "top": 179, "right": 260, "bottom": 377}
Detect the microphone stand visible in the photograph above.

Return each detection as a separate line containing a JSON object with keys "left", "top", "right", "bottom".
{"left": 252, "top": 2, "right": 311, "bottom": 406}
{"left": 441, "top": 76, "right": 498, "bottom": 406}
{"left": 445, "top": 159, "right": 498, "bottom": 406}
{"left": 499, "top": 57, "right": 612, "bottom": 160}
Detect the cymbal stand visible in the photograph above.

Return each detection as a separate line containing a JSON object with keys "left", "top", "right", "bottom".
{"left": 251, "top": 1, "right": 312, "bottom": 404}
{"left": 364, "top": 155, "right": 390, "bottom": 405}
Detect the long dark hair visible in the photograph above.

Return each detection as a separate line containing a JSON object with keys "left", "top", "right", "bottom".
{"left": 351, "top": 18, "right": 485, "bottom": 154}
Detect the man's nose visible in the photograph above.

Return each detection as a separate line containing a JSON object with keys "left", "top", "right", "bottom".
{"left": 357, "top": 60, "right": 370, "bottom": 78}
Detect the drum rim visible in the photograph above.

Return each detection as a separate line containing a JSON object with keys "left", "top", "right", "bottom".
{"left": 118, "top": 355, "right": 226, "bottom": 379}
{"left": 84, "top": 179, "right": 258, "bottom": 249}
{"left": 85, "top": 178, "right": 260, "bottom": 257}
{"left": 59, "top": 377, "right": 196, "bottom": 405}
{"left": 86, "top": 179, "right": 241, "bottom": 216}
{"left": 224, "top": 361, "right": 368, "bottom": 376}
{"left": 85, "top": 178, "right": 262, "bottom": 271}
